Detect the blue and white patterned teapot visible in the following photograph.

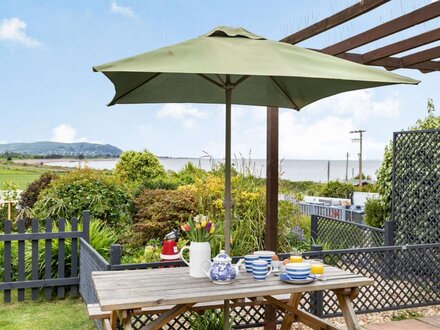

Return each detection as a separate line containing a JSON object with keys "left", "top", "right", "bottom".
{"left": 202, "top": 250, "right": 243, "bottom": 285}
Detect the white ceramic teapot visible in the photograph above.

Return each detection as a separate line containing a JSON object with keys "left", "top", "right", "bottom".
{"left": 202, "top": 250, "right": 244, "bottom": 285}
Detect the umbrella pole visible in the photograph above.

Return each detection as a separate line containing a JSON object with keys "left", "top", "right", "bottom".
{"left": 224, "top": 76, "right": 232, "bottom": 256}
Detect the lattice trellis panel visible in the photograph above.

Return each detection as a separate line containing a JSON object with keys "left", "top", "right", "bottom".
{"left": 315, "top": 216, "right": 384, "bottom": 249}
{"left": 392, "top": 129, "right": 440, "bottom": 245}
{"left": 318, "top": 244, "right": 440, "bottom": 317}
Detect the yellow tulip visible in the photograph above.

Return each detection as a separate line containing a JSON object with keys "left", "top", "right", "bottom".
{"left": 209, "top": 225, "right": 215, "bottom": 234}
{"left": 201, "top": 220, "right": 207, "bottom": 227}
{"left": 196, "top": 224, "right": 201, "bottom": 230}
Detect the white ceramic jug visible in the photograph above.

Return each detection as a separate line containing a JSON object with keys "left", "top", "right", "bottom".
{"left": 180, "top": 241, "right": 211, "bottom": 278}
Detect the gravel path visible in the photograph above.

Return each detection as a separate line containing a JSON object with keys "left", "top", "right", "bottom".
{"left": 289, "top": 305, "right": 440, "bottom": 329}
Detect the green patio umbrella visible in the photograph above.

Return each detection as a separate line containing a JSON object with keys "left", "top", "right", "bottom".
{"left": 94, "top": 26, "right": 418, "bottom": 254}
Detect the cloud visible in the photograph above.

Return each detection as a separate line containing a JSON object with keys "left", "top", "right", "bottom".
{"left": 306, "top": 90, "right": 400, "bottom": 121}
{"left": 51, "top": 124, "right": 88, "bottom": 143}
{"left": 207, "top": 90, "right": 401, "bottom": 160}
{"left": 157, "top": 104, "right": 208, "bottom": 129}
{"left": 110, "top": 2, "right": 135, "bottom": 18}
{"left": 0, "top": 17, "right": 41, "bottom": 47}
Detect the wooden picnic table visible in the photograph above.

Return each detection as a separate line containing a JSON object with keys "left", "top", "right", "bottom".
{"left": 92, "top": 265, "right": 373, "bottom": 330}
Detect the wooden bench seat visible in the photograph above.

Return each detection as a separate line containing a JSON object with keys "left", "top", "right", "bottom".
{"left": 87, "top": 294, "right": 292, "bottom": 324}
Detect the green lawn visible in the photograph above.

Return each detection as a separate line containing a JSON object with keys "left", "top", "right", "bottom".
{"left": 0, "top": 295, "right": 95, "bottom": 330}
{"left": 0, "top": 162, "right": 67, "bottom": 189}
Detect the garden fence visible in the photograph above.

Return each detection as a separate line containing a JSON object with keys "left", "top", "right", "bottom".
{"left": 311, "top": 215, "right": 390, "bottom": 249}
{"left": 298, "top": 202, "right": 364, "bottom": 223}
{"left": 392, "top": 129, "right": 440, "bottom": 245}
{"left": 0, "top": 211, "right": 90, "bottom": 303}
{"left": 79, "top": 240, "right": 440, "bottom": 330}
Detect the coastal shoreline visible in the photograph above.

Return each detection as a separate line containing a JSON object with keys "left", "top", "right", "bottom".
{"left": 13, "top": 158, "right": 119, "bottom": 165}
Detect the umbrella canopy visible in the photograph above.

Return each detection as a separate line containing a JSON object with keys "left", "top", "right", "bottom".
{"left": 94, "top": 26, "right": 419, "bottom": 253}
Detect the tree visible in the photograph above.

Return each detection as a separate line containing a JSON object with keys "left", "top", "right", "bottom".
{"left": 376, "top": 99, "right": 440, "bottom": 220}
{"left": 115, "top": 150, "right": 166, "bottom": 184}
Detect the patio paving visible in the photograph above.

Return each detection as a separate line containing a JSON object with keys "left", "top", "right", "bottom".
{"left": 364, "top": 315, "right": 440, "bottom": 329}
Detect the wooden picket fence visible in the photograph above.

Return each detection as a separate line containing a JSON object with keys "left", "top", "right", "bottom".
{"left": 0, "top": 211, "right": 90, "bottom": 303}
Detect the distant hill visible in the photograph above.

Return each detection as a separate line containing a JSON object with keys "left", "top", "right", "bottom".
{"left": 0, "top": 141, "right": 122, "bottom": 157}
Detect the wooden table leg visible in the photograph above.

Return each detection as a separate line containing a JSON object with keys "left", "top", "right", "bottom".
{"left": 119, "top": 310, "right": 133, "bottom": 330}
{"left": 265, "top": 295, "right": 337, "bottom": 330}
{"left": 224, "top": 300, "right": 230, "bottom": 330}
{"left": 279, "top": 292, "right": 302, "bottom": 330}
{"left": 110, "top": 310, "right": 118, "bottom": 330}
{"left": 144, "top": 303, "right": 195, "bottom": 330}
{"left": 334, "top": 288, "right": 361, "bottom": 330}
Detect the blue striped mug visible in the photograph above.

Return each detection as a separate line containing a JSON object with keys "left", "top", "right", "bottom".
{"left": 252, "top": 260, "right": 273, "bottom": 281}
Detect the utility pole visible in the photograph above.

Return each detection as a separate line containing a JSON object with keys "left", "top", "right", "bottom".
{"left": 345, "top": 152, "right": 349, "bottom": 181}
{"left": 350, "top": 130, "right": 366, "bottom": 188}
{"left": 327, "top": 160, "right": 330, "bottom": 182}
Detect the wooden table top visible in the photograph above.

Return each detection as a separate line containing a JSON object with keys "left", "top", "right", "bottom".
{"left": 92, "top": 265, "right": 373, "bottom": 312}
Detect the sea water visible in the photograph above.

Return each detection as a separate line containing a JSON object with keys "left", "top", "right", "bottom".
{"left": 46, "top": 158, "right": 381, "bottom": 182}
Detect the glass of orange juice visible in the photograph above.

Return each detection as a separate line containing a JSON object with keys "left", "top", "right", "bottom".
{"left": 310, "top": 259, "right": 324, "bottom": 276}
{"left": 289, "top": 252, "right": 303, "bottom": 263}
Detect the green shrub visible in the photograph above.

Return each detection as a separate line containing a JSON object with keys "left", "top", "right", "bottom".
{"left": 364, "top": 198, "right": 386, "bottom": 228}
{"left": 320, "top": 181, "right": 354, "bottom": 199}
{"left": 171, "top": 162, "right": 207, "bottom": 185}
{"left": 115, "top": 150, "right": 165, "bottom": 184}
{"left": 130, "top": 188, "right": 198, "bottom": 246}
{"left": 20, "top": 173, "right": 58, "bottom": 209}
{"left": 190, "top": 172, "right": 311, "bottom": 256}
{"left": 33, "top": 169, "right": 132, "bottom": 227}
{"left": 135, "top": 176, "right": 181, "bottom": 192}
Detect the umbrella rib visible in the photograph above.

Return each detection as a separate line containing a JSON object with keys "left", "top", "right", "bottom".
{"left": 108, "top": 72, "right": 162, "bottom": 106}
{"left": 232, "top": 75, "right": 250, "bottom": 87}
{"left": 197, "top": 74, "right": 225, "bottom": 89}
{"left": 269, "top": 76, "right": 300, "bottom": 110}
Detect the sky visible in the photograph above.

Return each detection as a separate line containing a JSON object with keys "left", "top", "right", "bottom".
{"left": 0, "top": 0, "right": 438, "bottom": 160}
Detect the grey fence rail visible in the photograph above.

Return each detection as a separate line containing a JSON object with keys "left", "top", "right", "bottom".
{"left": 299, "top": 203, "right": 364, "bottom": 223}
{"left": 79, "top": 240, "right": 440, "bottom": 330}
{"left": 1, "top": 211, "right": 90, "bottom": 303}
{"left": 311, "top": 215, "right": 389, "bottom": 249}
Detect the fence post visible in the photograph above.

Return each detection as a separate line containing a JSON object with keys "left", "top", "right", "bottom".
{"left": 82, "top": 210, "right": 90, "bottom": 243}
{"left": 309, "top": 245, "right": 324, "bottom": 317}
{"left": 311, "top": 214, "right": 318, "bottom": 242}
{"left": 384, "top": 220, "right": 395, "bottom": 246}
{"left": 110, "top": 244, "right": 122, "bottom": 269}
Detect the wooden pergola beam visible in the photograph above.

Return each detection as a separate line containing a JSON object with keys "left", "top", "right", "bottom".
{"left": 399, "top": 45, "right": 440, "bottom": 67}
{"left": 280, "top": 0, "right": 390, "bottom": 44}
{"left": 321, "top": 1, "right": 440, "bottom": 56}
{"left": 362, "top": 27, "right": 440, "bottom": 63}
{"left": 335, "top": 52, "right": 440, "bottom": 72}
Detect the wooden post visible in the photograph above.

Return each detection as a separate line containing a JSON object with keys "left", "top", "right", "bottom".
{"left": 266, "top": 106, "right": 279, "bottom": 251}
{"left": 384, "top": 220, "right": 395, "bottom": 246}
{"left": 110, "top": 244, "right": 122, "bottom": 267}
{"left": 17, "top": 220, "right": 25, "bottom": 302}
{"left": 265, "top": 106, "right": 279, "bottom": 330}
{"left": 82, "top": 210, "right": 90, "bottom": 243}
{"left": 311, "top": 215, "right": 318, "bottom": 242}
{"left": 310, "top": 245, "right": 324, "bottom": 317}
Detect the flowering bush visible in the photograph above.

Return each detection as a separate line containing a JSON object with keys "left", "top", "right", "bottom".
{"left": 181, "top": 214, "right": 216, "bottom": 242}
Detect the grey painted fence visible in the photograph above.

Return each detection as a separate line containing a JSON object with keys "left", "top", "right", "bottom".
{"left": 298, "top": 202, "right": 364, "bottom": 223}
{"left": 311, "top": 215, "right": 389, "bottom": 249}
{"left": 0, "top": 211, "right": 90, "bottom": 303}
